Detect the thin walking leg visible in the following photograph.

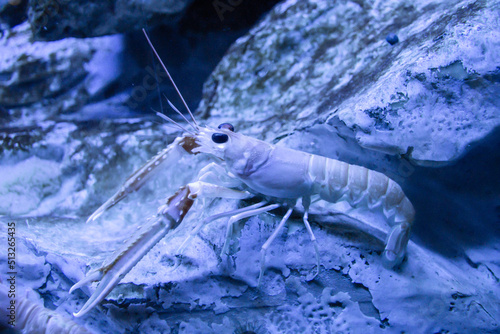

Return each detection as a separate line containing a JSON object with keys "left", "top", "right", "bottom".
{"left": 302, "top": 211, "right": 320, "bottom": 278}
{"left": 221, "top": 203, "right": 281, "bottom": 256}
{"left": 258, "top": 207, "right": 294, "bottom": 286}
{"left": 301, "top": 196, "right": 320, "bottom": 278}
{"left": 177, "top": 201, "right": 267, "bottom": 254}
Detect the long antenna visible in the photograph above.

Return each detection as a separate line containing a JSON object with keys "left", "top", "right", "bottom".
{"left": 142, "top": 28, "right": 199, "bottom": 128}
{"left": 147, "top": 36, "right": 165, "bottom": 117}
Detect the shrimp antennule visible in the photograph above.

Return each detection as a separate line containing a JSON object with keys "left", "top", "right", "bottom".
{"left": 164, "top": 95, "right": 198, "bottom": 131}
{"left": 155, "top": 111, "right": 195, "bottom": 135}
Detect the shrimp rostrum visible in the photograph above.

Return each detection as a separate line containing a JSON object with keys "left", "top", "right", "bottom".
{"left": 69, "top": 30, "right": 415, "bottom": 318}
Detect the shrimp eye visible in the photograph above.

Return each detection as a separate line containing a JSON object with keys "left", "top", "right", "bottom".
{"left": 212, "top": 133, "right": 229, "bottom": 144}
{"left": 218, "top": 123, "right": 234, "bottom": 132}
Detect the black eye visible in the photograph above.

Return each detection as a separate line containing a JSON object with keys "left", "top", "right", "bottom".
{"left": 218, "top": 123, "right": 234, "bottom": 132}
{"left": 212, "top": 133, "right": 228, "bottom": 144}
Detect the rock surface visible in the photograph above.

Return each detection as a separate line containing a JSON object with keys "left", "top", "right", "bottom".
{"left": 0, "top": 0, "right": 499, "bottom": 333}
{"left": 0, "top": 0, "right": 28, "bottom": 30}
{"left": 200, "top": 0, "right": 500, "bottom": 165}
{"left": 0, "top": 22, "right": 124, "bottom": 126}
{"left": 28, "top": 0, "right": 193, "bottom": 40}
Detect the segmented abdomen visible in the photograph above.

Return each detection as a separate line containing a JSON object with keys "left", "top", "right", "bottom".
{"left": 308, "top": 155, "right": 415, "bottom": 224}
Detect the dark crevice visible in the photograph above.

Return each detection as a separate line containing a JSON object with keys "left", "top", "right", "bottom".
{"left": 407, "top": 126, "right": 500, "bottom": 256}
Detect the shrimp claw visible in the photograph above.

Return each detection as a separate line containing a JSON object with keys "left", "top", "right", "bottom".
{"left": 71, "top": 182, "right": 251, "bottom": 317}
{"left": 72, "top": 186, "right": 195, "bottom": 317}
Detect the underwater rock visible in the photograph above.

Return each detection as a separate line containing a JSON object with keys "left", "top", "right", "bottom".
{"left": 0, "top": 22, "right": 124, "bottom": 126}
{"left": 0, "top": 283, "right": 93, "bottom": 333}
{"left": 0, "top": 119, "right": 179, "bottom": 217}
{"left": 200, "top": 0, "right": 500, "bottom": 165}
{"left": 1, "top": 0, "right": 499, "bottom": 333}
{"left": 27, "top": 0, "right": 193, "bottom": 40}
{"left": 0, "top": 0, "right": 28, "bottom": 30}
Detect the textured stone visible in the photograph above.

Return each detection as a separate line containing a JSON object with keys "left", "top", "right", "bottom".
{"left": 0, "top": 0, "right": 28, "bottom": 30}
{"left": 200, "top": 0, "right": 500, "bottom": 165}
{"left": 27, "top": 0, "right": 193, "bottom": 40}
{"left": 0, "top": 22, "right": 124, "bottom": 126}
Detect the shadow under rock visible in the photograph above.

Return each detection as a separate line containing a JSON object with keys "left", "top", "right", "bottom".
{"left": 406, "top": 126, "right": 500, "bottom": 258}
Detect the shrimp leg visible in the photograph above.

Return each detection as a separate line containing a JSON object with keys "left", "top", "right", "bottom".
{"left": 302, "top": 197, "right": 321, "bottom": 278}
{"left": 221, "top": 203, "right": 282, "bottom": 256}
{"left": 176, "top": 201, "right": 268, "bottom": 254}
{"left": 197, "top": 162, "right": 241, "bottom": 188}
{"left": 258, "top": 206, "right": 294, "bottom": 286}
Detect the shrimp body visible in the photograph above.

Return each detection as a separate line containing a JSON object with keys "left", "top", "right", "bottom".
{"left": 219, "top": 136, "right": 414, "bottom": 226}
{"left": 193, "top": 125, "right": 414, "bottom": 266}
